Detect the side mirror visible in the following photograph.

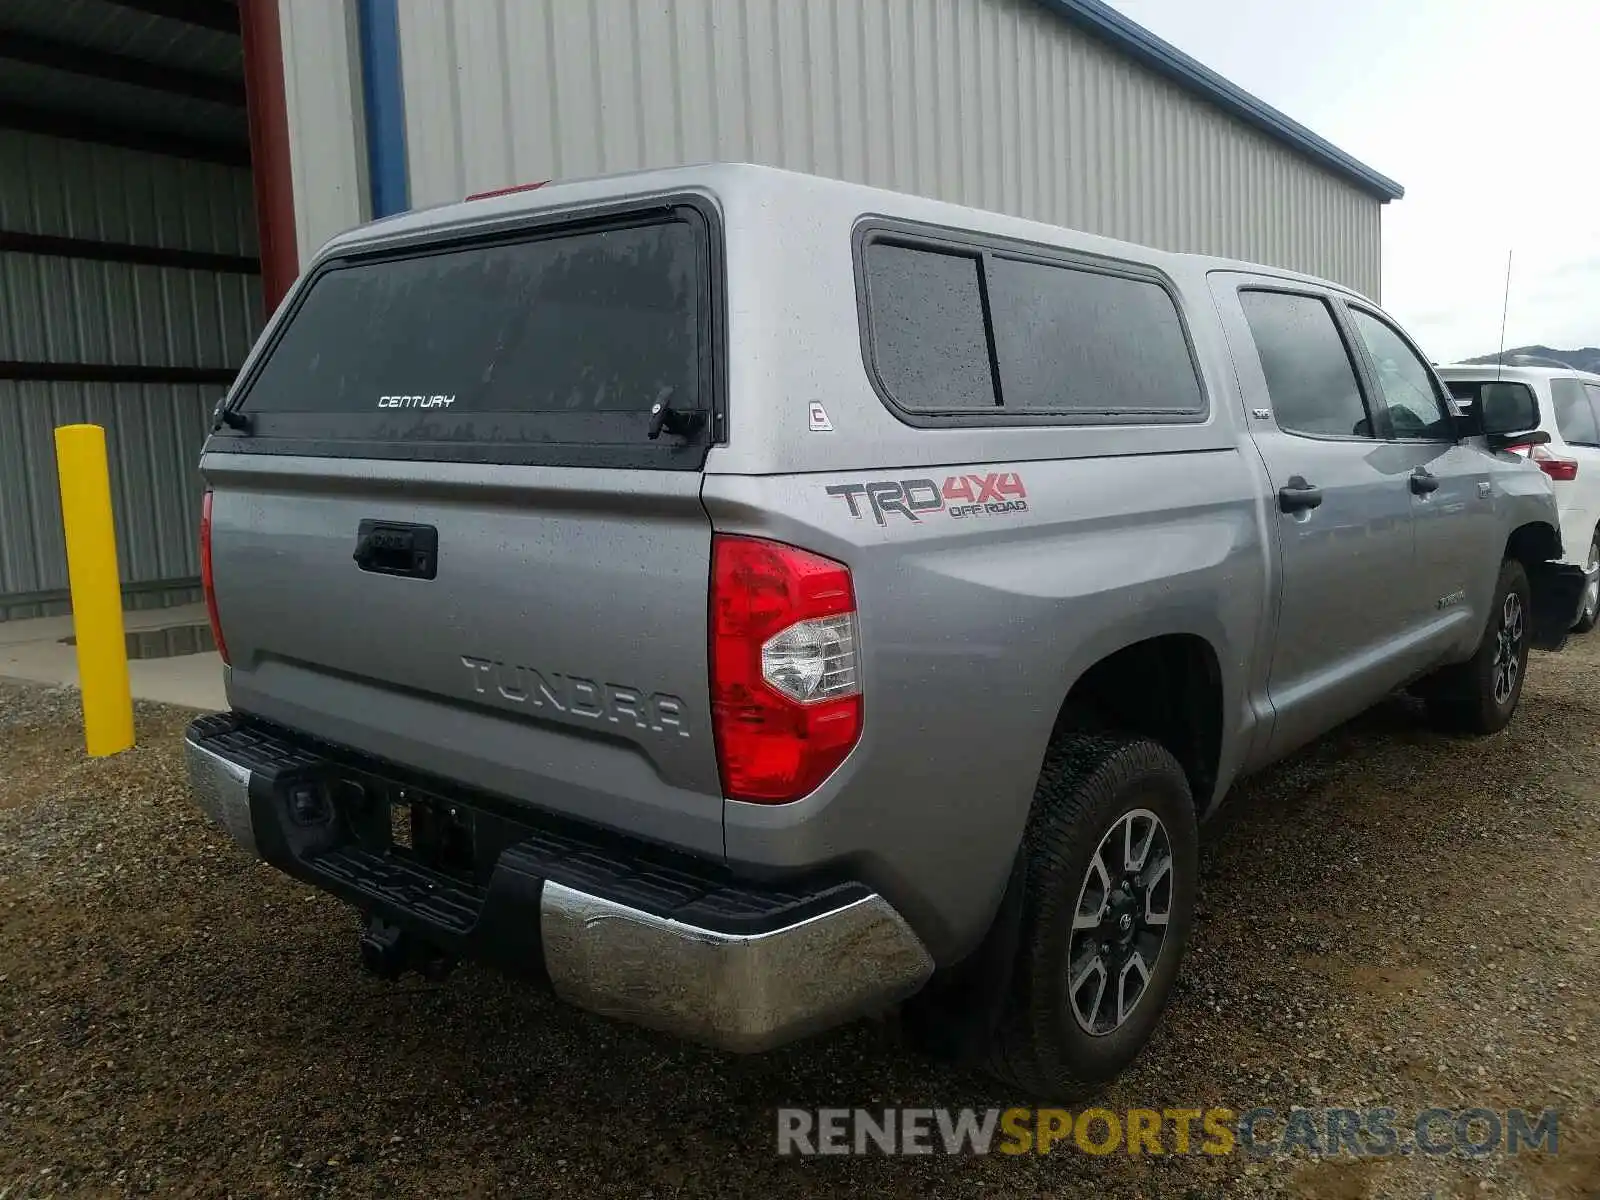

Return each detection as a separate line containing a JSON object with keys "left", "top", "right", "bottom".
{"left": 1480, "top": 384, "right": 1539, "bottom": 435}
{"left": 1479, "top": 383, "right": 1541, "bottom": 447}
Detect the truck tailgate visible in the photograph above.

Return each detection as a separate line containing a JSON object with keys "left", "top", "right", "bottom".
{"left": 205, "top": 457, "right": 723, "bottom": 855}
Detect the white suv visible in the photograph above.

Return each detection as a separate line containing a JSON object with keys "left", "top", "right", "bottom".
{"left": 1440, "top": 364, "right": 1600, "bottom": 632}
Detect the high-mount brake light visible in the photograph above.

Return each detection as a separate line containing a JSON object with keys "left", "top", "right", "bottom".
{"left": 465, "top": 181, "right": 550, "bottom": 200}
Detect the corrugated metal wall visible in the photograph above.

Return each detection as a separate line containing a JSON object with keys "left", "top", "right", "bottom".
{"left": 0, "top": 129, "right": 260, "bottom": 619}
{"left": 278, "top": 0, "right": 370, "bottom": 266}
{"left": 395, "top": 0, "right": 1380, "bottom": 298}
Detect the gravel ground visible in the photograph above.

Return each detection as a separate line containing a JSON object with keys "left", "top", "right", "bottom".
{"left": 2, "top": 640, "right": 1597, "bottom": 1199}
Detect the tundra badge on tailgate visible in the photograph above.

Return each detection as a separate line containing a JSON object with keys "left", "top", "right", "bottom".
{"left": 460, "top": 656, "right": 690, "bottom": 737}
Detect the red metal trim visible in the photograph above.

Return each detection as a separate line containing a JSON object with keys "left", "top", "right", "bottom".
{"left": 239, "top": 0, "right": 298, "bottom": 315}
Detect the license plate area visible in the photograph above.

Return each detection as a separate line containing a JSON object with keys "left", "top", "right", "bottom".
{"left": 388, "top": 787, "right": 476, "bottom": 878}
{"left": 274, "top": 764, "right": 482, "bottom": 884}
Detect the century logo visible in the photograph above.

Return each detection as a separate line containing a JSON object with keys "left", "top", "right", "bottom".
{"left": 378, "top": 394, "right": 456, "bottom": 408}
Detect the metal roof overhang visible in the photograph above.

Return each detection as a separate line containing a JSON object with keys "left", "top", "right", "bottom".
{"left": 0, "top": 0, "right": 246, "bottom": 166}
{"left": 1038, "top": 0, "right": 1405, "bottom": 201}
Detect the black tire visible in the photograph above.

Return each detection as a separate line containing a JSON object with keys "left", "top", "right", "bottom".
{"left": 981, "top": 733, "right": 1198, "bottom": 1100}
{"left": 1572, "top": 535, "right": 1599, "bottom": 635}
{"left": 1421, "top": 558, "right": 1531, "bottom": 735}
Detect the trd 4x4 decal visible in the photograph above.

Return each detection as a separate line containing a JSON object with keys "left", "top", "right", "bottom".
{"left": 827, "top": 472, "right": 1028, "bottom": 525}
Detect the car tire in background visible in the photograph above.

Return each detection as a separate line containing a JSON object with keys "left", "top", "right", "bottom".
{"left": 981, "top": 733, "right": 1198, "bottom": 1099}
{"left": 1572, "top": 535, "right": 1599, "bottom": 635}
{"left": 1419, "top": 558, "right": 1532, "bottom": 735}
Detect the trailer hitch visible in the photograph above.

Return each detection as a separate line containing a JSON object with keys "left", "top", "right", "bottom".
{"left": 358, "top": 915, "right": 457, "bottom": 982}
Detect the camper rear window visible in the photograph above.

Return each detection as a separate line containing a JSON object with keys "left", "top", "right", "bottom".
{"left": 226, "top": 207, "right": 716, "bottom": 468}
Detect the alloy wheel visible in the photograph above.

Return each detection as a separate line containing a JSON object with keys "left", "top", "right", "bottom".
{"left": 1582, "top": 543, "right": 1599, "bottom": 626}
{"left": 1067, "top": 808, "right": 1174, "bottom": 1036}
{"left": 1492, "top": 590, "right": 1525, "bottom": 706}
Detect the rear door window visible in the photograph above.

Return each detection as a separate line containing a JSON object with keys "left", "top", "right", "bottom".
{"left": 1585, "top": 384, "right": 1600, "bottom": 440}
{"left": 226, "top": 207, "right": 715, "bottom": 467}
{"left": 1551, "top": 378, "right": 1600, "bottom": 447}
{"left": 1239, "top": 290, "right": 1374, "bottom": 439}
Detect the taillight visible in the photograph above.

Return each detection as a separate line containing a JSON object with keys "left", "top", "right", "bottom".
{"left": 199, "top": 490, "right": 230, "bottom": 665}
{"left": 710, "top": 535, "right": 862, "bottom": 803}
{"left": 1508, "top": 443, "right": 1579, "bottom": 482}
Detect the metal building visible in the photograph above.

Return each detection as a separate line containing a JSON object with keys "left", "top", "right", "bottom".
{"left": 0, "top": 0, "right": 1402, "bottom": 622}
{"left": 0, "top": 2, "right": 265, "bottom": 619}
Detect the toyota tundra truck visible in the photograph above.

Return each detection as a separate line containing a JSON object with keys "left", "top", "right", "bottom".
{"left": 185, "top": 165, "right": 1584, "bottom": 1096}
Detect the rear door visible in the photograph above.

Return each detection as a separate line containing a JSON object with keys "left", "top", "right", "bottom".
{"left": 203, "top": 202, "right": 727, "bottom": 855}
{"left": 1214, "top": 277, "right": 1416, "bottom": 758}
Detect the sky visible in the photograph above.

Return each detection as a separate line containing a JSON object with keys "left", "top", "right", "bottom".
{"left": 1105, "top": 0, "right": 1600, "bottom": 364}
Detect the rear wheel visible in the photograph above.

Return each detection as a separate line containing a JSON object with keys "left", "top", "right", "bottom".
{"left": 1572, "top": 535, "right": 1599, "bottom": 634}
{"left": 1421, "top": 558, "right": 1531, "bottom": 735}
{"left": 981, "top": 733, "right": 1198, "bottom": 1099}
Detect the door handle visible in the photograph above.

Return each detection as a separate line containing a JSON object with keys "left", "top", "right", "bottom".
{"left": 1278, "top": 476, "right": 1323, "bottom": 513}
{"left": 353, "top": 520, "right": 438, "bottom": 579}
{"left": 1410, "top": 469, "right": 1440, "bottom": 496}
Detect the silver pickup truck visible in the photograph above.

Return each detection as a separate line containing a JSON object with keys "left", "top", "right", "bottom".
{"left": 185, "top": 165, "right": 1583, "bottom": 1097}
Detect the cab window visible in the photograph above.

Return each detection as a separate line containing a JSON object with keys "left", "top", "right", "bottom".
{"left": 1347, "top": 309, "right": 1454, "bottom": 441}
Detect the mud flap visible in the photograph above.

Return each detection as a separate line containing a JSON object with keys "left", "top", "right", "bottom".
{"left": 1527, "top": 561, "right": 1587, "bottom": 652}
{"left": 899, "top": 851, "right": 1026, "bottom": 1063}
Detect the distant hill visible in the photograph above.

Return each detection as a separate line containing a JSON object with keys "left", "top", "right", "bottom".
{"left": 1460, "top": 345, "right": 1600, "bottom": 373}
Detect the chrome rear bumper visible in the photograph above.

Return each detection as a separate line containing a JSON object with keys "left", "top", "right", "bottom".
{"left": 187, "top": 734, "right": 256, "bottom": 854}
{"left": 184, "top": 729, "right": 932, "bottom": 1052}
{"left": 540, "top": 881, "right": 932, "bottom": 1051}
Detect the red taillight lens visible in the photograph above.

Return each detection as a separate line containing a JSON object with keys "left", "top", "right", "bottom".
{"left": 199, "top": 490, "right": 229, "bottom": 665}
{"left": 1535, "top": 445, "right": 1579, "bottom": 482}
{"left": 1512, "top": 443, "right": 1580, "bottom": 482}
{"left": 710, "top": 535, "right": 862, "bottom": 803}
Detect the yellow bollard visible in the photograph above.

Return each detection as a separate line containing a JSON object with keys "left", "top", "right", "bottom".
{"left": 54, "top": 423, "right": 134, "bottom": 756}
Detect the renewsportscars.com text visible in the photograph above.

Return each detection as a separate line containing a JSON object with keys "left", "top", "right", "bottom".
{"left": 776, "top": 1106, "right": 1561, "bottom": 1158}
